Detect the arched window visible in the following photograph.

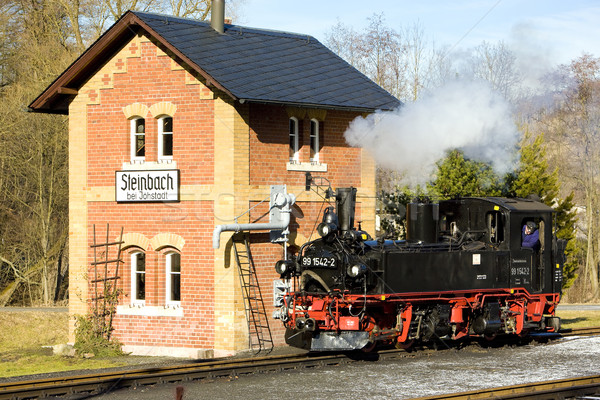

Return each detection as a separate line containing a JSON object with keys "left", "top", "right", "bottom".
{"left": 131, "top": 251, "right": 146, "bottom": 303}
{"left": 130, "top": 118, "right": 145, "bottom": 162}
{"left": 289, "top": 117, "right": 299, "bottom": 163}
{"left": 158, "top": 116, "right": 173, "bottom": 161}
{"left": 165, "top": 252, "right": 181, "bottom": 304}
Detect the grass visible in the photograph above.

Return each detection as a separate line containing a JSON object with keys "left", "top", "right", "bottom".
{"left": 0, "top": 311, "right": 131, "bottom": 379}
{"left": 556, "top": 309, "right": 600, "bottom": 329}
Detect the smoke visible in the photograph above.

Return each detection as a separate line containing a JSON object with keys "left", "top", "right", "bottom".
{"left": 509, "top": 22, "right": 557, "bottom": 92}
{"left": 344, "top": 79, "right": 520, "bottom": 186}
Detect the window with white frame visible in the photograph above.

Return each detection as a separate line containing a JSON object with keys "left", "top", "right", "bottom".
{"left": 165, "top": 252, "right": 181, "bottom": 304}
{"left": 158, "top": 116, "right": 173, "bottom": 161}
{"left": 289, "top": 117, "right": 299, "bottom": 163}
{"left": 310, "top": 119, "right": 321, "bottom": 163}
{"left": 130, "top": 118, "right": 145, "bottom": 162}
{"left": 131, "top": 251, "right": 146, "bottom": 304}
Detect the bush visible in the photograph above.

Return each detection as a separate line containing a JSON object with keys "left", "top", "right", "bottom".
{"left": 74, "top": 314, "right": 124, "bottom": 357}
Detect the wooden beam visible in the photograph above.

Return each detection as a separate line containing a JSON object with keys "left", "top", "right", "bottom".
{"left": 57, "top": 87, "right": 78, "bottom": 95}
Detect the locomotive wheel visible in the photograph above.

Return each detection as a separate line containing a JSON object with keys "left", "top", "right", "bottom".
{"left": 518, "top": 329, "right": 530, "bottom": 338}
{"left": 484, "top": 332, "right": 497, "bottom": 341}
{"left": 361, "top": 341, "right": 377, "bottom": 353}
{"left": 395, "top": 339, "right": 414, "bottom": 350}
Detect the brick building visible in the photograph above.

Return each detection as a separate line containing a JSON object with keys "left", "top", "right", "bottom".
{"left": 30, "top": 9, "right": 400, "bottom": 357}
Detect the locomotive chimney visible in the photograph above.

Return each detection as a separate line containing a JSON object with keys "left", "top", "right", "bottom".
{"left": 211, "top": 0, "right": 225, "bottom": 34}
{"left": 336, "top": 187, "right": 357, "bottom": 233}
{"left": 406, "top": 201, "right": 439, "bottom": 243}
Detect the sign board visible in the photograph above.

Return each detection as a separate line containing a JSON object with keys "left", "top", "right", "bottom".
{"left": 115, "top": 170, "right": 180, "bottom": 203}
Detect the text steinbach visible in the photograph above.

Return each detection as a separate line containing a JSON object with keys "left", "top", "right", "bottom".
{"left": 120, "top": 173, "right": 175, "bottom": 191}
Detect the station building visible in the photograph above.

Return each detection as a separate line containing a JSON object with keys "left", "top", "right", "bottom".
{"left": 30, "top": 8, "right": 400, "bottom": 357}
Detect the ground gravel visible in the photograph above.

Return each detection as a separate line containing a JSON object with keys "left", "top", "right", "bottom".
{"left": 79, "top": 335, "right": 600, "bottom": 400}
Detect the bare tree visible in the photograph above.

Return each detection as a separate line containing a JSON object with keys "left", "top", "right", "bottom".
{"left": 325, "top": 20, "right": 366, "bottom": 75}
{"left": 402, "top": 22, "right": 427, "bottom": 101}
{"left": 468, "top": 40, "right": 522, "bottom": 101}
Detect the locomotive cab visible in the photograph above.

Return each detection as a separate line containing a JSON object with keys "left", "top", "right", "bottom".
{"left": 437, "top": 197, "right": 562, "bottom": 294}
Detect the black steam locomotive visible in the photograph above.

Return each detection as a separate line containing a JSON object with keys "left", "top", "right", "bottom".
{"left": 274, "top": 187, "right": 565, "bottom": 351}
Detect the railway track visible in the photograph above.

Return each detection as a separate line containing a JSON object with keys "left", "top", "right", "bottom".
{"left": 413, "top": 375, "right": 600, "bottom": 399}
{"left": 1, "top": 326, "right": 599, "bottom": 400}
{"left": 562, "top": 326, "right": 600, "bottom": 336}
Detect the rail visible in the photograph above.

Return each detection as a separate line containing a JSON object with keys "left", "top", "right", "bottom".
{"left": 411, "top": 375, "right": 600, "bottom": 400}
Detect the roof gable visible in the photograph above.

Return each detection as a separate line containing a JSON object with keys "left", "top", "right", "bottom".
{"left": 30, "top": 11, "right": 401, "bottom": 114}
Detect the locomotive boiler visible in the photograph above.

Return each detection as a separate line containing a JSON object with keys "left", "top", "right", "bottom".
{"left": 274, "top": 186, "right": 565, "bottom": 351}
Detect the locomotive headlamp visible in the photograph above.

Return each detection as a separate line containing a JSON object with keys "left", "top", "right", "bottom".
{"left": 317, "top": 222, "right": 336, "bottom": 237}
{"left": 295, "top": 317, "right": 306, "bottom": 330}
{"left": 347, "top": 263, "right": 367, "bottom": 278}
{"left": 318, "top": 207, "right": 338, "bottom": 238}
{"left": 275, "top": 260, "right": 296, "bottom": 277}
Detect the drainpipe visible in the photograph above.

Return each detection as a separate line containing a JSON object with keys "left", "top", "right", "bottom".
{"left": 211, "top": 0, "right": 225, "bottom": 34}
{"left": 212, "top": 192, "right": 295, "bottom": 249}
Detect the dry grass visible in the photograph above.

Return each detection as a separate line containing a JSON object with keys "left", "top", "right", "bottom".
{"left": 556, "top": 310, "right": 600, "bottom": 329}
{"left": 0, "top": 311, "right": 129, "bottom": 378}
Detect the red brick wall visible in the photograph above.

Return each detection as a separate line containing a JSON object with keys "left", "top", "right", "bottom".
{"left": 85, "top": 38, "right": 218, "bottom": 349}
{"left": 248, "top": 104, "right": 364, "bottom": 188}
{"left": 87, "top": 39, "right": 214, "bottom": 188}
{"left": 88, "top": 202, "right": 215, "bottom": 349}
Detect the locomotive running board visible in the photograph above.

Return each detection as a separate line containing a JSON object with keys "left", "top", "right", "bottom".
{"left": 285, "top": 328, "right": 370, "bottom": 351}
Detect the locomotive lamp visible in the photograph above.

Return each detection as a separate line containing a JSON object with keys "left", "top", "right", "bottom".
{"left": 275, "top": 259, "right": 296, "bottom": 277}
{"left": 347, "top": 263, "right": 367, "bottom": 278}
{"left": 317, "top": 207, "right": 338, "bottom": 238}
{"left": 317, "top": 222, "right": 335, "bottom": 237}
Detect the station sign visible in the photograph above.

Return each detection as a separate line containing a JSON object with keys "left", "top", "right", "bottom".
{"left": 115, "top": 170, "right": 180, "bottom": 203}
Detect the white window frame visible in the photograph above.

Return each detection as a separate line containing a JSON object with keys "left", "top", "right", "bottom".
{"left": 310, "top": 119, "right": 320, "bottom": 164}
{"left": 131, "top": 251, "right": 146, "bottom": 305}
{"left": 289, "top": 117, "right": 299, "bottom": 163}
{"left": 130, "top": 118, "right": 145, "bottom": 163}
{"left": 158, "top": 116, "right": 173, "bottom": 162}
{"left": 165, "top": 252, "right": 181, "bottom": 305}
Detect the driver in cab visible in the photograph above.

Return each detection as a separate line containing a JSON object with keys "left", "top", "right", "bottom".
{"left": 522, "top": 221, "right": 540, "bottom": 251}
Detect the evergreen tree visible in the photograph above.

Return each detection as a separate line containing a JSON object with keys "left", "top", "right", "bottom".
{"left": 510, "top": 132, "right": 559, "bottom": 204}
{"left": 378, "top": 185, "right": 427, "bottom": 239}
{"left": 554, "top": 192, "right": 579, "bottom": 289}
{"left": 428, "top": 149, "right": 502, "bottom": 200}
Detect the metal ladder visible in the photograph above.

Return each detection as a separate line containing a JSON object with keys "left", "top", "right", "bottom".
{"left": 232, "top": 234, "right": 274, "bottom": 354}
{"left": 90, "top": 224, "right": 124, "bottom": 340}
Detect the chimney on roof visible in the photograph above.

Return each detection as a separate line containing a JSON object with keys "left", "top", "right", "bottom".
{"left": 211, "top": 0, "right": 225, "bottom": 34}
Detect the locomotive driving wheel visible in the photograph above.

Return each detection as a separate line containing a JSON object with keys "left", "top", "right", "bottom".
{"left": 361, "top": 341, "right": 377, "bottom": 353}
{"left": 395, "top": 339, "right": 414, "bottom": 350}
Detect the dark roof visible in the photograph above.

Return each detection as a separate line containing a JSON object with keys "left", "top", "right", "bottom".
{"left": 30, "top": 11, "right": 401, "bottom": 114}
{"left": 463, "top": 197, "right": 555, "bottom": 213}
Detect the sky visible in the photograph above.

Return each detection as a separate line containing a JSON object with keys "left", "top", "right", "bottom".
{"left": 235, "top": 0, "right": 600, "bottom": 67}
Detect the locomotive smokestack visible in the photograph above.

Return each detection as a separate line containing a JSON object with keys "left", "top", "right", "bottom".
{"left": 211, "top": 0, "right": 225, "bottom": 34}
{"left": 336, "top": 187, "right": 357, "bottom": 233}
{"left": 406, "top": 201, "right": 439, "bottom": 243}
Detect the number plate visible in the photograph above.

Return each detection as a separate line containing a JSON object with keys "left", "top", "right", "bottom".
{"left": 301, "top": 256, "right": 337, "bottom": 268}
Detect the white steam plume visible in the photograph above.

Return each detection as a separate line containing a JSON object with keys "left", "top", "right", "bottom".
{"left": 344, "top": 79, "right": 520, "bottom": 186}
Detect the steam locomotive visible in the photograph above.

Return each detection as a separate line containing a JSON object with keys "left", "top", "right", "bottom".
{"left": 274, "top": 186, "right": 565, "bottom": 351}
